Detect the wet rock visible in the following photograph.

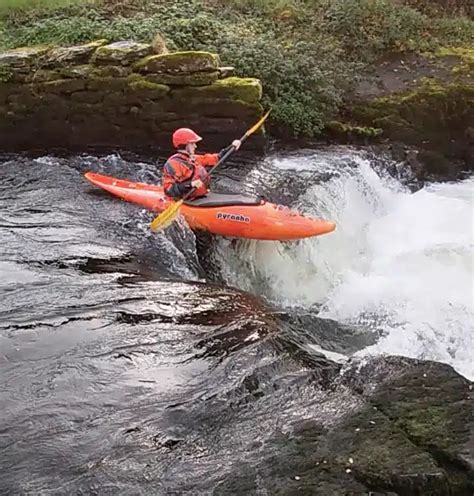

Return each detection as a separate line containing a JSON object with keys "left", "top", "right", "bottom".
{"left": 217, "top": 357, "right": 473, "bottom": 495}
{"left": 92, "top": 41, "right": 152, "bottom": 66}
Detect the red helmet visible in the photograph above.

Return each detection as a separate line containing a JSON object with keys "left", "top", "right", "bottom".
{"left": 172, "top": 128, "right": 202, "bottom": 148}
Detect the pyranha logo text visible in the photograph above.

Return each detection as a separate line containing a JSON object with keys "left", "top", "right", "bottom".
{"left": 216, "top": 212, "right": 250, "bottom": 223}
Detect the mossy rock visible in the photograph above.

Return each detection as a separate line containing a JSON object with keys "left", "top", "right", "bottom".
{"left": 0, "top": 45, "right": 51, "bottom": 72}
{"left": 92, "top": 41, "right": 152, "bottom": 66}
{"left": 127, "top": 74, "right": 170, "bottom": 93}
{"left": 0, "top": 65, "right": 14, "bottom": 83}
{"left": 86, "top": 77, "right": 131, "bottom": 92}
{"left": 15, "top": 69, "right": 63, "bottom": 84}
{"left": 435, "top": 47, "right": 474, "bottom": 76}
{"left": 70, "top": 91, "right": 105, "bottom": 105}
{"left": 35, "top": 79, "right": 87, "bottom": 94}
{"left": 60, "top": 64, "right": 94, "bottom": 79}
{"left": 167, "top": 97, "right": 263, "bottom": 119}
{"left": 142, "top": 71, "right": 220, "bottom": 86}
{"left": 60, "top": 64, "right": 131, "bottom": 79}
{"left": 326, "top": 120, "right": 383, "bottom": 139}
{"left": 125, "top": 85, "right": 170, "bottom": 104}
{"left": 173, "top": 77, "right": 262, "bottom": 104}
{"left": 369, "top": 361, "right": 474, "bottom": 490}
{"left": 92, "top": 66, "right": 131, "bottom": 78}
{"left": 351, "top": 80, "right": 474, "bottom": 145}
{"left": 134, "top": 51, "right": 220, "bottom": 74}
{"left": 46, "top": 40, "right": 108, "bottom": 67}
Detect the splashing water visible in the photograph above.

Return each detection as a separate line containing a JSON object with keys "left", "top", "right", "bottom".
{"left": 212, "top": 150, "right": 474, "bottom": 379}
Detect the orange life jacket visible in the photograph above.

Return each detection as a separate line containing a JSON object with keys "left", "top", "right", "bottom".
{"left": 162, "top": 151, "right": 219, "bottom": 199}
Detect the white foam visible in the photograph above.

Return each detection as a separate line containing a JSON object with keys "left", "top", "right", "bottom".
{"left": 213, "top": 150, "right": 474, "bottom": 379}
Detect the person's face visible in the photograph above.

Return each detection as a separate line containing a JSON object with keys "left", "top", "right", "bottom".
{"left": 187, "top": 142, "right": 197, "bottom": 155}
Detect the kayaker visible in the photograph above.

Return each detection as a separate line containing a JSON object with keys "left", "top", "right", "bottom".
{"left": 163, "top": 128, "right": 241, "bottom": 200}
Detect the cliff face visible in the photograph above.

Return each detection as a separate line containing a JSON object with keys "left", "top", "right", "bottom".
{"left": 0, "top": 40, "right": 264, "bottom": 153}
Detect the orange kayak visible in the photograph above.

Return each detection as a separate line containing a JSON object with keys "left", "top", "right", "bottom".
{"left": 84, "top": 172, "right": 336, "bottom": 241}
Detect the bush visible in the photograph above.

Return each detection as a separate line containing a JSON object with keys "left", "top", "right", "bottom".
{"left": 211, "top": 35, "right": 361, "bottom": 136}
{"left": 321, "top": 0, "right": 434, "bottom": 57}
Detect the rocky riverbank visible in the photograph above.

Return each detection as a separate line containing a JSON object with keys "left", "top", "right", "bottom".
{"left": 343, "top": 50, "right": 474, "bottom": 181}
{"left": 1, "top": 0, "right": 472, "bottom": 176}
{"left": 0, "top": 40, "right": 264, "bottom": 152}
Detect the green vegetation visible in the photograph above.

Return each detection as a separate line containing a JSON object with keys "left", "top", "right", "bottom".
{"left": 0, "top": 0, "right": 93, "bottom": 11}
{"left": 0, "top": 0, "right": 472, "bottom": 137}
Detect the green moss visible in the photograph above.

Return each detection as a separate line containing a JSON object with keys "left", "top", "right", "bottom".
{"left": 0, "top": 64, "right": 13, "bottom": 82}
{"left": 60, "top": 64, "right": 92, "bottom": 78}
{"left": 46, "top": 39, "right": 107, "bottom": 66}
{"left": 0, "top": 44, "right": 51, "bottom": 70}
{"left": 134, "top": 50, "right": 220, "bottom": 74}
{"left": 326, "top": 120, "right": 383, "bottom": 138}
{"left": 126, "top": 73, "right": 170, "bottom": 97}
{"left": 352, "top": 79, "right": 474, "bottom": 145}
{"left": 92, "top": 41, "right": 151, "bottom": 65}
{"left": 395, "top": 406, "right": 452, "bottom": 449}
{"left": 169, "top": 96, "right": 263, "bottom": 118}
{"left": 436, "top": 47, "right": 474, "bottom": 75}
{"left": 86, "top": 76, "right": 130, "bottom": 91}
{"left": 91, "top": 65, "right": 131, "bottom": 78}
{"left": 173, "top": 77, "right": 262, "bottom": 104}
{"left": 36, "top": 78, "right": 86, "bottom": 93}
{"left": 142, "top": 71, "right": 219, "bottom": 86}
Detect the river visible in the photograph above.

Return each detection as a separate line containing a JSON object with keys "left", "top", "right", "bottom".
{"left": 1, "top": 147, "right": 472, "bottom": 493}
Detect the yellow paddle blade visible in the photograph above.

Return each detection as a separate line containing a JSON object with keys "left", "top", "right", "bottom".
{"left": 150, "top": 199, "right": 184, "bottom": 232}
{"left": 244, "top": 109, "right": 271, "bottom": 138}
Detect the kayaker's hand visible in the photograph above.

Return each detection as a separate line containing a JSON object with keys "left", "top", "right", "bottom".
{"left": 191, "top": 179, "right": 204, "bottom": 189}
{"left": 232, "top": 139, "right": 241, "bottom": 150}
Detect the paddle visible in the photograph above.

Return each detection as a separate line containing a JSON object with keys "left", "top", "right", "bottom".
{"left": 150, "top": 110, "right": 271, "bottom": 232}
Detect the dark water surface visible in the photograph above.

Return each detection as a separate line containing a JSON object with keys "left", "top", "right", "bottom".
{"left": 1, "top": 152, "right": 376, "bottom": 494}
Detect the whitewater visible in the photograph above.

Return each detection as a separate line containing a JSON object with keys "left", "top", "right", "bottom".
{"left": 211, "top": 149, "right": 474, "bottom": 379}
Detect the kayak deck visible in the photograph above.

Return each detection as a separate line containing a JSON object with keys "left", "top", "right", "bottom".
{"left": 84, "top": 172, "right": 336, "bottom": 241}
